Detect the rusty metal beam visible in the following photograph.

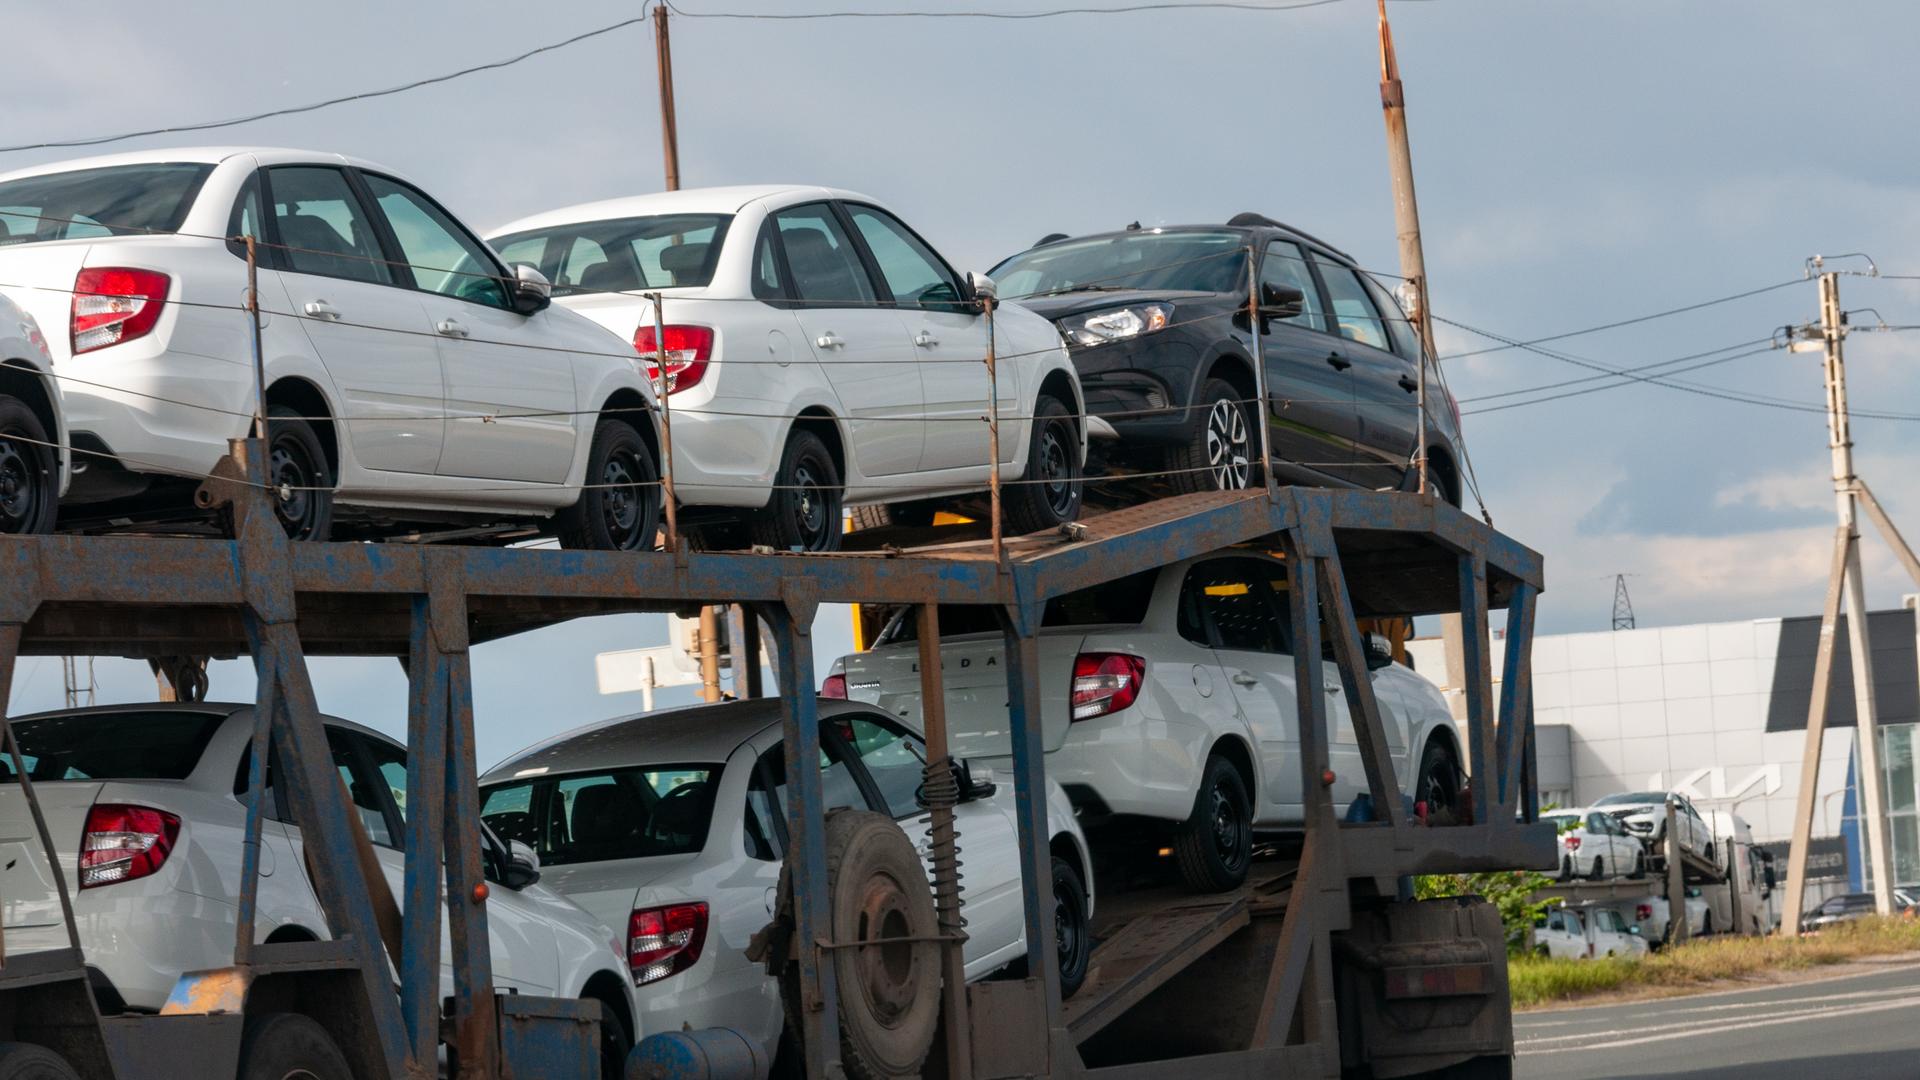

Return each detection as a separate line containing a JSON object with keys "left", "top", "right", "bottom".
{"left": 1000, "top": 620, "right": 1065, "bottom": 1034}
{"left": 1456, "top": 555, "right": 1495, "bottom": 826}
{"left": 399, "top": 594, "right": 448, "bottom": 1068}
{"left": 915, "top": 604, "right": 973, "bottom": 1080}
{"left": 1314, "top": 547, "right": 1405, "bottom": 830}
{"left": 1495, "top": 582, "right": 1538, "bottom": 822}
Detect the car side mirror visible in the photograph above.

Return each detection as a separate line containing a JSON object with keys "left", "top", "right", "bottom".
{"left": 1763, "top": 865, "right": 1777, "bottom": 890}
{"left": 510, "top": 263, "right": 552, "bottom": 315}
{"left": 956, "top": 759, "right": 997, "bottom": 802}
{"left": 1258, "top": 281, "right": 1304, "bottom": 319}
{"left": 965, "top": 271, "right": 997, "bottom": 311}
{"left": 504, "top": 839, "right": 542, "bottom": 890}
{"left": 1362, "top": 632, "right": 1395, "bottom": 671}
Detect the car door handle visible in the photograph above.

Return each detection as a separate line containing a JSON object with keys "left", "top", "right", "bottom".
{"left": 1232, "top": 672, "right": 1258, "bottom": 687}
{"left": 913, "top": 331, "right": 938, "bottom": 348}
{"left": 303, "top": 300, "right": 341, "bottom": 321}
{"left": 436, "top": 318, "right": 469, "bottom": 339}
{"left": 1326, "top": 352, "right": 1352, "bottom": 371}
{"left": 816, "top": 332, "right": 845, "bottom": 349}
{"left": 1398, "top": 375, "right": 1418, "bottom": 393}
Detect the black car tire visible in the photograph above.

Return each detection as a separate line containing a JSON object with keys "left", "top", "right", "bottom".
{"left": 267, "top": 406, "right": 333, "bottom": 542}
{"left": 1053, "top": 855, "right": 1093, "bottom": 998}
{"left": 1003, "top": 394, "right": 1082, "bottom": 534}
{"left": 1589, "top": 857, "right": 1605, "bottom": 882}
{"left": 557, "top": 418, "right": 663, "bottom": 551}
{"left": 1164, "top": 377, "right": 1259, "bottom": 494}
{"left": 0, "top": 395, "right": 58, "bottom": 536}
{"left": 236, "top": 1013, "right": 352, "bottom": 1080}
{"left": 1174, "top": 754, "right": 1253, "bottom": 893}
{"left": 593, "top": 996, "right": 633, "bottom": 1080}
{"left": 752, "top": 428, "right": 842, "bottom": 553}
{"left": 1632, "top": 851, "right": 1647, "bottom": 879}
{"left": 1414, "top": 737, "right": 1463, "bottom": 821}
{"left": 1560, "top": 855, "right": 1575, "bottom": 882}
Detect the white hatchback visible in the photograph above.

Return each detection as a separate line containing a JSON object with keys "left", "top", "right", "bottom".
{"left": 0, "top": 147, "right": 665, "bottom": 548}
{"left": 489, "top": 186, "right": 1089, "bottom": 551}
{"left": 1542, "top": 807, "right": 1648, "bottom": 881}
{"left": 828, "top": 551, "right": 1467, "bottom": 893}
{"left": 0, "top": 292, "right": 67, "bottom": 534}
{"left": 478, "top": 698, "right": 1095, "bottom": 1067}
{"left": 0, "top": 704, "right": 639, "bottom": 1077}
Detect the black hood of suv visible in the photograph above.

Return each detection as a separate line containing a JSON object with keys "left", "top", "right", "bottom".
{"left": 1005, "top": 288, "right": 1224, "bottom": 321}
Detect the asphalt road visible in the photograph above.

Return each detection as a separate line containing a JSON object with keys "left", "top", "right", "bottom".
{"left": 1515, "top": 960, "right": 1920, "bottom": 1080}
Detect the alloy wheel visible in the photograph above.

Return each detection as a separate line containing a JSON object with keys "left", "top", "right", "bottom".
{"left": 1205, "top": 399, "right": 1250, "bottom": 490}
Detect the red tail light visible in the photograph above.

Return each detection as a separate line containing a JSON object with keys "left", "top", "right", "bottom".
{"left": 79, "top": 804, "right": 180, "bottom": 889}
{"left": 1636, "top": 903, "right": 1653, "bottom": 922}
{"left": 628, "top": 902, "right": 709, "bottom": 985}
{"left": 820, "top": 673, "right": 848, "bottom": 699}
{"left": 1564, "top": 835, "right": 1581, "bottom": 851}
{"left": 72, "top": 267, "right": 170, "bottom": 355}
{"left": 634, "top": 324, "right": 714, "bottom": 394}
{"left": 1071, "top": 653, "right": 1146, "bottom": 721}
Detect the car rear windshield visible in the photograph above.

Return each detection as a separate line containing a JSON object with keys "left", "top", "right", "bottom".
{"left": 3, "top": 711, "right": 226, "bottom": 781}
{"left": 479, "top": 763, "right": 721, "bottom": 866}
{"left": 490, "top": 214, "right": 731, "bottom": 295}
{"left": 873, "top": 567, "right": 1159, "bottom": 645}
{"left": 989, "top": 229, "right": 1247, "bottom": 299}
{"left": 1593, "top": 792, "right": 1667, "bottom": 807}
{"left": 0, "top": 163, "right": 215, "bottom": 246}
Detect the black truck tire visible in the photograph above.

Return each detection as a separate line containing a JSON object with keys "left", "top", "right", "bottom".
{"left": 822, "top": 809, "right": 942, "bottom": 1080}
{"left": 236, "top": 1013, "right": 352, "bottom": 1080}
{"left": 0, "top": 1042, "right": 82, "bottom": 1080}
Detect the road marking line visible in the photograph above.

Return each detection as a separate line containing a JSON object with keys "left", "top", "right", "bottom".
{"left": 1517, "top": 994, "right": 1920, "bottom": 1055}
{"left": 1517, "top": 984, "right": 1919, "bottom": 1034}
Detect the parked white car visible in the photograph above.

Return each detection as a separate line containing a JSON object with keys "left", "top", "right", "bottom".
{"left": 1543, "top": 807, "right": 1648, "bottom": 881}
{"left": 1606, "top": 893, "right": 1710, "bottom": 944}
{"left": 1533, "top": 905, "right": 1647, "bottom": 960}
{"left": 0, "top": 293, "right": 66, "bottom": 533}
{"left": 1592, "top": 790, "right": 1715, "bottom": 863}
{"left": 0, "top": 704, "right": 638, "bottom": 1077}
{"left": 826, "top": 551, "right": 1466, "bottom": 893}
{"left": 488, "top": 186, "right": 1089, "bottom": 551}
{"left": 477, "top": 698, "right": 1095, "bottom": 1066}
{"left": 0, "top": 147, "right": 666, "bottom": 548}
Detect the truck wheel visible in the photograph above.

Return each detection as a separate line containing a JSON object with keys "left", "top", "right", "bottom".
{"left": 557, "top": 418, "right": 662, "bottom": 551}
{"left": 267, "top": 407, "right": 333, "bottom": 542}
{"left": 0, "top": 396, "right": 58, "bottom": 536}
{"left": 237, "top": 1013, "right": 352, "bottom": 1080}
{"left": 1174, "top": 755, "right": 1252, "bottom": 892}
{"left": 751, "top": 428, "right": 842, "bottom": 552}
{"left": 1164, "top": 378, "right": 1258, "bottom": 493}
{"left": 823, "top": 809, "right": 940, "bottom": 1080}
{"left": 0, "top": 1042, "right": 82, "bottom": 1080}
{"left": 1003, "top": 394, "right": 1082, "bottom": 534}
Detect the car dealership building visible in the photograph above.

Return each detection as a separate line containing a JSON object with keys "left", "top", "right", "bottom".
{"left": 1408, "top": 599, "right": 1920, "bottom": 896}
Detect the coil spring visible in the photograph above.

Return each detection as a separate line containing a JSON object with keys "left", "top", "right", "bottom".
{"left": 920, "top": 758, "right": 968, "bottom": 941}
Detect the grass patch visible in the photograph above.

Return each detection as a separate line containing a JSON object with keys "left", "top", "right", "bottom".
{"left": 1511, "top": 916, "right": 1920, "bottom": 1009}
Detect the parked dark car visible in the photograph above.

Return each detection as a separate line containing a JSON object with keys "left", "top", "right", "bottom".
{"left": 990, "top": 214, "right": 1464, "bottom": 503}
{"left": 1799, "top": 889, "right": 1918, "bottom": 932}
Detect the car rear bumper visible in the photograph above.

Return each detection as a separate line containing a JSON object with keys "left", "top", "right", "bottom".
{"left": 971, "top": 708, "right": 1207, "bottom": 824}
{"left": 7, "top": 886, "right": 240, "bottom": 1011}
{"left": 61, "top": 342, "right": 254, "bottom": 480}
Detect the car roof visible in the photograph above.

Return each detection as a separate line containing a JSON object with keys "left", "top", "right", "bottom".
{"left": 0, "top": 146, "right": 393, "bottom": 184}
{"left": 480, "top": 697, "right": 889, "bottom": 782}
{"left": 486, "top": 185, "right": 876, "bottom": 239}
{"left": 1014, "top": 221, "right": 1354, "bottom": 265}
{"left": 10, "top": 700, "right": 396, "bottom": 745}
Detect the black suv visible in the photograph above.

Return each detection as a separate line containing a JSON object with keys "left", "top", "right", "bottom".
{"left": 990, "top": 214, "right": 1463, "bottom": 503}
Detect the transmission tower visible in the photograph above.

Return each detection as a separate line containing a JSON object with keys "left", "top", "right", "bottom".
{"left": 62, "top": 655, "right": 96, "bottom": 708}
{"left": 1610, "top": 574, "right": 1636, "bottom": 631}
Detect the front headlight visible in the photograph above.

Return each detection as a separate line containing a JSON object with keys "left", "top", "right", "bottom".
{"left": 1058, "top": 303, "right": 1172, "bottom": 348}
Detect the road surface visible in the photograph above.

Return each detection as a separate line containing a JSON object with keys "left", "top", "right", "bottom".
{"left": 1515, "top": 960, "right": 1920, "bottom": 1079}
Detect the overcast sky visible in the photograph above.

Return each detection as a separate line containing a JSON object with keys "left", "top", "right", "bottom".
{"left": 7, "top": 1, "right": 1920, "bottom": 763}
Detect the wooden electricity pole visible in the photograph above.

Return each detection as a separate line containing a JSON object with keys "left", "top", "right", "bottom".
{"left": 1376, "top": 0, "right": 1433, "bottom": 496}
{"left": 653, "top": 2, "right": 681, "bottom": 192}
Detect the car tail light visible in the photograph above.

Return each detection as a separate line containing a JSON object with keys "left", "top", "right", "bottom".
{"left": 1636, "top": 903, "right": 1653, "bottom": 922}
{"left": 820, "top": 673, "right": 848, "bottom": 699}
{"left": 1564, "top": 835, "right": 1581, "bottom": 850}
{"left": 1071, "top": 653, "right": 1145, "bottom": 721}
{"left": 628, "top": 902, "right": 709, "bottom": 985}
{"left": 79, "top": 804, "right": 180, "bottom": 889}
{"left": 634, "top": 324, "right": 713, "bottom": 394}
{"left": 72, "top": 268, "right": 170, "bottom": 355}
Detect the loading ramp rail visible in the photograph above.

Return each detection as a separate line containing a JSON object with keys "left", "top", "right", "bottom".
{"left": 0, "top": 438, "right": 1552, "bottom": 1079}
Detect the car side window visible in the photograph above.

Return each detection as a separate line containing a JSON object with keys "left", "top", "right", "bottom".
{"left": 226, "top": 173, "right": 265, "bottom": 260}
{"left": 772, "top": 203, "right": 876, "bottom": 307}
{"left": 360, "top": 173, "right": 510, "bottom": 310}
{"left": 231, "top": 742, "right": 291, "bottom": 824}
{"left": 1309, "top": 254, "right": 1390, "bottom": 351}
{"left": 325, "top": 729, "right": 397, "bottom": 848}
{"left": 361, "top": 737, "right": 409, "bottom": 838}
{"left": 1258, "top": 240, "right": 1326, "bottom": 331}
{"left": 1181, "top": 558, "right": 1291, "bottom": 654}
{"left": 766, "top": 735, "right": 868, "bottom": 817}
{"left": 834, "top": 714, "right": 927, "bottom": 820}
{"left": 744, "top": 753, "right": 786, "bottom": 861}
{"left": 264, "top": 166, "right": 393, "bottom": 285}
{"left": 1360, "top": 271, "right": 1423, "bottom": 363}
{"left": 845, "top": 205, "right": 964, "bottom": 313}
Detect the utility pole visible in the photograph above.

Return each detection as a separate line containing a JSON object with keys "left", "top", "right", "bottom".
{"left": 1780, "top": 262, "right": 1905, "bottom": 929}
{"left": 653, "top": 2, "right": 681, "bottom": 192}
{"left": 1376, "top": 0, "right": 1433, "bottom": 497}
{"left": 1611, "top": 575, "right": 1636, "bottom": 631}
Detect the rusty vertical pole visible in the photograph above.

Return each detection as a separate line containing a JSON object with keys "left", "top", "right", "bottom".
{"left": 245, "top": 235, "right": 269, "bottom": 442}
{"left": 1376, "top": 0, "right": 1433, "bottom": 495}
{"left": 984, "top": 295, "right": 1003, "bottom": 562}
{"left": 1246, "top": 244, "right": 1274, "bottom": 493}
{"left": 698, "top": 605, "right": 723, "bottom": 703}
{"left": 915, "top": 604, "right": 972, "bottom": 1080}
{"left": 647, "top": 292, "right": 681, "bottom": 551}
{"left": 654, "top": 1, "right": 681, "bottom": 192}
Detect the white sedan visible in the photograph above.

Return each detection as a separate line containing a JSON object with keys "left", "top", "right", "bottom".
{"left": 0, "top": 147, "right": 665, "bottom": 548}
{"left": 1592, "top": 790, "right": 1715, "bottom": 863}
{"left": 0, "top": 292, "right": 66, "bottom": 534}
{"left": 1534, "top": 905, "right": 1647, "bottom": 960}
{"left": 478, "top": 698, "right": 1095, "bottom": 1067}
{"left": 0, "top": 703, "right": 639, "bottom": 1077}
{"left": 1542, "top": 807, "right": 1648, "bottom": 880}
{"left": 828, "top": 551, "right": 1467, "bottom": 893}
{"left": 489, "top": 186, "right": 1089, "bottom": 551}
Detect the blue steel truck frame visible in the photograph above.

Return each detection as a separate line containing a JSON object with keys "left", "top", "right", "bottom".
{"left": 0, "top": 436, "right": 1551, "bottom": 1079}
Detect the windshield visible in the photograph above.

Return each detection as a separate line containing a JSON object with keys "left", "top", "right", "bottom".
{"left": 989, "top": 230, "right": 1247, "bottom": 299}
{"left": 4, "top": 710, "right": 226, "bottom": 780}
{"left": 479, "top": 763, "right": 721, "bottom": 866}
{"left": 0, "top": 163, "right": 214, "bottom": 246}
{"left": 1541, "top": 812, "right": 1579, "bottom": 830}
{"left": 1593, "top": 792, "right": 1667, "bottom": 807}
{"left": 490, "top": 213, "right": 731, "bottom": 295}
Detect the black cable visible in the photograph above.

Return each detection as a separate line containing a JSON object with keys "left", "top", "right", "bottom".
{"left": 1457, "top": 337, "right": 1777, "bottom": 404}
{"left": 667, "top": 0, "right": 1344, "bottom": 20}
{"left": 1439, "top": 280, "right": 1807, "bottom": 361}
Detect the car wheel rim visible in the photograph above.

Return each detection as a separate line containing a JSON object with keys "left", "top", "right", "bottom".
{"left": 1039, "top": 421, "right": 1078, "bottom": 519}
{"left": 1210, "top": 783, "right": 1247, "bottom": 872}
{"left": 790, "top": 460, "right": 831, "bottom": 549}
{"left": 599, "top": 449, "right": 651, "bottom": 549}
{"left": 1422, "top": 753, "right": 1458, "bottom": 812}
{"left": 0, "top": 433, "right": 38, "bottom": 533}
{"left": 1204, "top": 399, "right": 1250, "bottom": 490}
{"left": 1054, "top": 868, "right": 1082, "bottom": 976}
{"left": 269, "top": 435, "right": 318, "bottom": 539}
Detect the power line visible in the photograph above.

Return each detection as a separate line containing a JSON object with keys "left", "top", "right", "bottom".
{"left": 668, "top": 0, "right": 1344, "bottom": 19}
{"left": 1457, "top": 337, "right": 1776, "bottom": 406}
{"left": 1439, "top": 279, "right": 1806, "bottom": 361}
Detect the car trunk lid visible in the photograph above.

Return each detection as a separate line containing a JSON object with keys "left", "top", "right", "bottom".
{"left": 0, "top": 240, "right": 95, "bottom": 364}
{"left": 0, "top": 781, "right": 101, "bottom": 931}
{"left": 838, "top": 630, "right": 1083, "bottom": 758}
